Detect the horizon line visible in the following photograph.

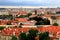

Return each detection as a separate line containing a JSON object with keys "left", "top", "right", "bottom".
{"left": 0, "top": 6, "right": 60, "bottom": 8}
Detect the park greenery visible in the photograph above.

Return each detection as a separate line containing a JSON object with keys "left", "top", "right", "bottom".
{"left": 11, "top": 29, "right": 50, "bottom": 40}
{"left": 0, "top": 26, "right": 5, "bottom": 30}
{"left": 11, "top": 35, "right": 17, "bottom": 40}
{"left": 29, "top": 16, "right": 50, "bottom": 25}
{"left": 39, "top": 32, "right": 50, "bottom": 40}
{"left": 52, "top": 22, "right": 59, "bottom": 26}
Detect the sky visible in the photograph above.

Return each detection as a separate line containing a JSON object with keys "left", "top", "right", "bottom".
{"left": 0, "top": 0, "right": 60, "bottom": 7}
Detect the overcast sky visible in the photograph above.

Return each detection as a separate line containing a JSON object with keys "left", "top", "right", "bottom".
{"left": 0, "top": 0, "right": 60, "bottom": 7}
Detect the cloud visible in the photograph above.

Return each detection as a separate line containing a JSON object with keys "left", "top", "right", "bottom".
{"left": 0, "top": 0, "right": 60, "bottom": 6}
{"left": 7, "top": 0, "right": 22, "bottom": 3}
{"left": 22, "top": 0, "right": 42, "bottom": 2}
{"left": 0, "top": 0, "right": 22, "bottom": 3}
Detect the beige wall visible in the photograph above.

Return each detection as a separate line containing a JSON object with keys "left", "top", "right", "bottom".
{"left": 0, "top": 12, "right": 9, "bottom": 15}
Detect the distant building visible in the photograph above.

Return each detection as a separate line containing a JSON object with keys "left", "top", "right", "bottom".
{"left": 34, "top": 10, "right": 37, "bottom": 14}
{"left": 0, "top": 11, "right": 9, "bottom": 15}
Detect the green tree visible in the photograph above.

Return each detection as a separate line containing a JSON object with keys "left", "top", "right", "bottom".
{"left": 52, "top": 22, "right": 59, "bottom": 26}
{"left": 27, "top": 13, "right": 32, "bottom": 17}
{"left": 43, "top": 19, "right": 50, "bottom": 25}
{"left": 11, "top": 35, "right": 17, "bottom": 40}
{"left": 19, "top": 32, "right": 27, "bottom": 40}
{"left": 27, "top": 29, "right": 38, "bottom": 40}
{"left": 19, "top": 23, "right": 23, "bottom": 28}
{"left": 0, "top": 26, "right": 5, "bottom": 30}
{"left": 39, "top": 32, "right": 50, "bottom": 40}
{"left": 35, "top": 21, "right": 44, "bottom": 25}
{"left": 29, "top": 16, "right": 50, "bottom": 25}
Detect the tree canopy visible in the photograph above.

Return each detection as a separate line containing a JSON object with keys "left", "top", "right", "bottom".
{"left": 11, "top": 35, "right": 17, "bottom": 40}
{"left": 29, "top": 16, "right": 50, "bottom": 25}
{"left": 52, "top": 22, "right": 59, "bottom": 26}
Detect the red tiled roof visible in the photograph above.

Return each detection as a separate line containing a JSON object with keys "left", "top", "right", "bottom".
{"left": 15, "top": 18, "right": 28, "bottom": 22}
{"left": 2, "top": 28, "right": 39, "bottom": 36}
{"left": 2, "top": 26, "right": 60, "bottom": 37}
{"left": 0, "top": 20, "right": 8, "bottom": 25}
{"left": 18, "top": 11, "right": 27, "bottom": 15}
{"left": 40, "top": 26, "right": 60, "bottom": 35}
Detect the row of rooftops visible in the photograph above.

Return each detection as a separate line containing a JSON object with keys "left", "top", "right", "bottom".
{"left": 0, "top": 8, "right": 60, "bottom": 16}
{"left": 0, "top": 18, "right": 36, "bottom": 26}
{"left": 0, "top": 26, "right": 60, "bottom": 37}
{"left": 0, "top": 8, "right": 60, "bottom": 25}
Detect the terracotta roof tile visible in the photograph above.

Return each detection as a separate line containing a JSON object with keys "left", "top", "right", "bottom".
{"left": 18, "top": 11, "right": 27, "bottom": 15}
{"left": 15, "top": 18, "right": 28, "bottom": 22}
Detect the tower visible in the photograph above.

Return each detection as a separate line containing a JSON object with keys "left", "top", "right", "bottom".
{"left": 35, "top": 10, "right": 37, "bottom": 14}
